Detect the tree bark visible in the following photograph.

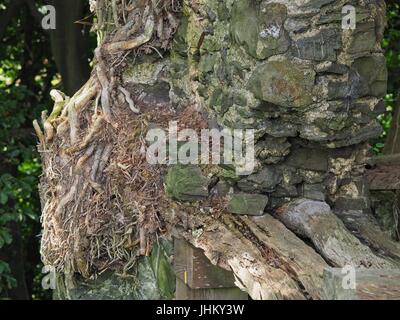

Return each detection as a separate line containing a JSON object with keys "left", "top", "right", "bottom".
{"left": 47, "top": 0, "right": 91, "bottom": 95}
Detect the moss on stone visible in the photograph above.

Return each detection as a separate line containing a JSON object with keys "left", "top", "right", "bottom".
{"left": 227, "top": 193, "right": 269, "bottom": 216}
{"left": 165, "top": 165, "right": 210, "bottom": 202}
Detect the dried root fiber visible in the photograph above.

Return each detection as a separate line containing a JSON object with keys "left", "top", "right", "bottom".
{"left": 35, "top": 0, "right": 185, "bottom": 277}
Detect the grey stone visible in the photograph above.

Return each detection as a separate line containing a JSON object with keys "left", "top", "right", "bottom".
{"left": 199, "top": 53, "right": 218, "bottom": 75}
{"left": 351, "top": 55, "right": 388, "bottom": 98}
{"left": 334, "top": 177, "right": 371, "bottom": 211}
{"left": 302, "top": 184, "right": 326, "bottom": 201}
{"left": 237, "top": 166, "right": 282, "bottom": 193}
{"left": 298, "top": 169, "right": 327, "bottom": 184}
{"left": 208, "top": 87, "right": 233, "bottom": 114}
{"left": 291, "top": 28, "right": 341, "bottom": 61}
{"left": 264, "top": 119, "right": 298, "bottom": 138}
{"left": 136, "top": 81, "right": 171, "bottom": 107}
{"left": 317, "top": 7, "right": 370, "bottom": 25}
{"left": 299, "top": 0, "right": 335, "bottom": 10}
{"left": 326, "top": 121, "right": 383, "bottom": 148}
{"left": 247, "top": 57, "right": 316, "bottom": 108}
{"left": 286, "top": 148, "right": 328, "bottom": 172}
{"left": 256, "top": 137, "right": 291, "bottom": 164}
{"left": 54, "top": 241, "right": 175, "bottom": 300}
{"left": 271, "top": 184, "right": 299, "bottom": 198}
{"left": 347, "top": 22, "right": 377, "bottom": 55}
{"left": 371, "top": 100, "right": 386, "bottom": 116}
{"left": 315, "top": 62, "right": 348, "bottom": 75}
{"left": 212, "top": 180, "right": 233, "bottom": 197}
{"left": 257, "top": 2, "right": 291, "bottom": 58}
{"left": 227, "top": 193, "right": 268, "bottom": 216}
{"left": 326, "top": 79, "right": 349, "bottom": 100}
{"left": 269, "top": 196, "right": 292, "bottom": 209}
{"left": 284, "top": 17, "right": 311, "bottom": 33}
{"left": 281, "top": 165, "right": 303, "bottom": 185}
{"left": 231, "top": 0, "right": 290, "bottom": 60}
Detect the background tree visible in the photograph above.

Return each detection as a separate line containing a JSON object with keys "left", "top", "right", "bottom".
{"left": 0, "top": 0, "right": 92, "bottom": 299}
{"left": 382, "top": 1, "right": 400, "bottom": 155}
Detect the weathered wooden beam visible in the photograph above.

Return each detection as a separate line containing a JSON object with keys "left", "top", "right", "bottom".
{"left": 323, "top": 268, "right": 400, "bottom": 300}
{"left": 176, "top": 278, "right": 248, "bottom": 300}
{"left": 275, "top": 199, "right": 399, "bottom": 268}
{"left": 335, "top": 210, "right": 400, "bottom": 262}
{"left": 367, "top": 154, "right": 400, "bottom": 166}
{"left": 172, "top": 212, "right": 329, "bottom": 300}
{"left": 174, "top": 238, "right": 239, "bottom": 289}
{"left": 174, "top": 239, "right": 248, "bottom": 300}
{"left": 366, "top": 164, "right": 400, "bottom": 190}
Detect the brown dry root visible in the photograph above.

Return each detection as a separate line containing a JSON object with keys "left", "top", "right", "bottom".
{"left": 36, "top": 1, "right": 182, "bottom": 276}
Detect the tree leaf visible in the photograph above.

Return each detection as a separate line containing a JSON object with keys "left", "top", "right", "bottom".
{"left": 0, "top": 193, "right": 8, "bottom": 205}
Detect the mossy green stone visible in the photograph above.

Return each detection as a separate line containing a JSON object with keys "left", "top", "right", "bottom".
{"left": 165, "top": 165, "right": 210, "bottom": 202}
{"left": 227, "top": 193, "right": 269, "bottom": 216}
{"left": 231, "top": 0, "right": 289, "bottom": 60}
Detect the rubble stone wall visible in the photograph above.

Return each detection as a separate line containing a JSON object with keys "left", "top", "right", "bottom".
{"left": 166, "top": 0, "right": 387, "bottom": 214}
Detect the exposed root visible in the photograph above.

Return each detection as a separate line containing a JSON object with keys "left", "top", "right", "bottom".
{"left": 97, "top": 144, "right": 113, "bottom": 179}
{"left": 36, "top": 0, "right": 183, "bottom": 277}
{"left": 66, "top": 116, "right": 105, "bottom": 155}
{"left": 90, "top": 145, "right": 105, "bottom": 181}
{"left": 76, "top": 145, "right": 96, "bottom": 173}
{"left": 95, "top": 49, "right": 113, "bottom": 123}
{"left": 33, "top": 119, "right": 45, "bottom": 147}
{"left": 103, "top": 11, "right": 155, "bottom": 54}
{"left": 119, "top": 86, "right": 140, "bottom": 113}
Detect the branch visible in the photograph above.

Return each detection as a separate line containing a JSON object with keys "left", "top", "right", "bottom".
{"left": 102, "top": 14, "right": 155, "bottom": 53}
{"left": 368, "top": 153, "right": 400, "bottom": 166}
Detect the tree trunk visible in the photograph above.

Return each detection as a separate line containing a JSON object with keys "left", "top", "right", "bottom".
{"left": 383, "top": 94, "right": 400, "bottom": 155}
{"left": 47, "top": 0, "right": 91, "bottom": 95}
{"left": 0, "top": 221, "right": 29, "bottom": 300}
{"left": 35, "top": 0, "right": 400, "bottom": 300}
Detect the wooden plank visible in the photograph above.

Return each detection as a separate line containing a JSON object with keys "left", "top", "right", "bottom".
{"left": 323, "top": 268, "right": 400, "bottom": 300}
{"left": 368, "top": 154, "right": 400, "bottom": 166}
{"left": 174, "top": 238, "right": 237, "bottom": 289}
{"left": 366, "top": 164, "right": 400, "bottom": 190}
{"left": 175, "top": 278, "right": 248, "bottom": 300}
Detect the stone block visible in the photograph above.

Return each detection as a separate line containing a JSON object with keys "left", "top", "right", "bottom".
{"left": 291, "top": 28, "right": 341, "bottom": 61}
{"left": 165, "top": 165, "right": 210, "bottom": 202}
{"left": 237, "top": 166, "right": 282, "bottom": 193}
{"left": 231, "top": 0, "right": 290, "bottom": 60}
{"left": 286, "top": 148, "right": 328, "bottom": 172}
{"left": 247, "top": 57, "right": 316, "bottom": 108}
{"left": 227, "top": 193, "right": 269, "bottom": 216}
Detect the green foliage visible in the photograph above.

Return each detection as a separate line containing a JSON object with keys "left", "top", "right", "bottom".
{"left": 0, "top": 261, "right": 17, "bottom": 294}
{"left": 0, "top": 85, "right": 46, "bottom": 297}
{"left": 384, "top": 2, "right": 400, "bottom": 94}
{"left": 374, "top": 2, "right": 400, "bottom": 153}
{"left": 0, "top": 0, "right": 55, "bottom": 299}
